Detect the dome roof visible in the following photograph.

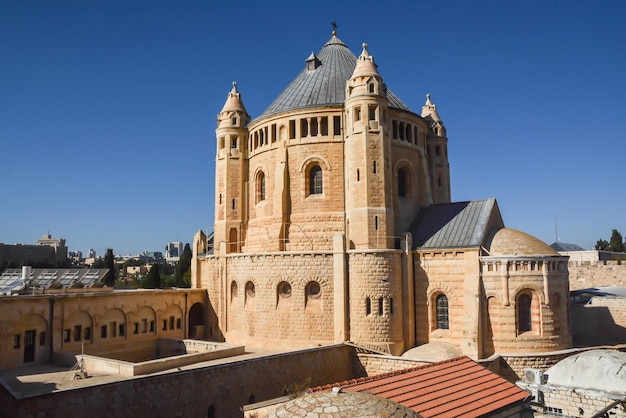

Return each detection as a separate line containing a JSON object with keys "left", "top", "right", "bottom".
{"left": 488, "top": 228, "right": 558, "bottom": 257}
{"left": 401, "top": 342, "right": 463, "bottom": 362}
{"left": 269, "top": 389, "right": 422, "bottom": 417}
{"left": 546, "top": 349, "right": 626, "bottom": 395}
{"left": 258, "top": 34, "right": 410, "bottom": 119}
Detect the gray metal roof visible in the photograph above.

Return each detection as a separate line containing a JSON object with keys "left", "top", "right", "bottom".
{"left": 0, "top": 268, "right": 108, "bottom": 294}
{"left": 409, "top": 198, "right": 504, "bottom": 249}
{"left": 550, "top": 242, "right": 586, "bottom": 251}
{"left": 257, "top": 35, "right": 411, "bottom": 119}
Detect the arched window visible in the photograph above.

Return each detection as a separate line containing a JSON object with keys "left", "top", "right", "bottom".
{"left": 436, "top": 294, "right": 449, "bottom": 329}
{"left": 309, "top": 165, "right": 323, "bottom": 195}
{"left": 257, "top": 172, "right": 266, "bottom": 202}
{"left": 365, "top": 297, "right": 371, "bottom": 315}
{"left": 305, "top": 281, "right": 322, "bottom": 314}
{"left": 518, "top": 293, "right": 532, "bottom": 333}
{"left": 398, "top": 168, "right": 407, "bottom": 197}
{"left": 230, "top": 281, "right": 238, "bottom": 303}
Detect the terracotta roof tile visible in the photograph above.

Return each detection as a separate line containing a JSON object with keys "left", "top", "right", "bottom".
{"left": 309, "top": 356, "right": 528, "bottom": 418}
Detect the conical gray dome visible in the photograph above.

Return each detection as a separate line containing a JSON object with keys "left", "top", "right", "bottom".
{"left": 258, "top": 35, "right": 410, "bottom": 119}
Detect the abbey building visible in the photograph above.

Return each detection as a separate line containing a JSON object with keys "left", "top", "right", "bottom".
{"left": 192, "top": 30, "right": 572, "bottom": 358}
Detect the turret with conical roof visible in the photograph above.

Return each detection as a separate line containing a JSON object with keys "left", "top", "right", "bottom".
{"left": 214, "top": 82, "right": 250, "bottom": 254}
{"left": 422, "top": 94, "right": 451, "bottom": 204}
{"left": 344, "top": 41, "right": 394, "bottom": 249}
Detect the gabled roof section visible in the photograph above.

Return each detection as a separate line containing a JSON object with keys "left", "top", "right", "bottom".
{"left": 309, "top": 356, "right": 529, "bottom": 418}
{"left": 409, "top": 198, "right": 504, "bottom": 249}
{"left": 257, "top": 35, "right": 410, "bottom": 119}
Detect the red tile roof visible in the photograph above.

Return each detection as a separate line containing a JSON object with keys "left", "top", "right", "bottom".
{"left": 308, "top": 356, "right": 529, "bottom": 418}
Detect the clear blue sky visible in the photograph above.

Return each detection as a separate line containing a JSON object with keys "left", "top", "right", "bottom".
{"left": 2, "top": 1, "right": 625, "bottom": 256}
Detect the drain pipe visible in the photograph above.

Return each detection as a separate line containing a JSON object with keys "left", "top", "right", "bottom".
{"left": 48, "top": 297, "right": 55, "bottom": 362}
{"left": 184, "top": 292, "right": 188, "bottom": 339}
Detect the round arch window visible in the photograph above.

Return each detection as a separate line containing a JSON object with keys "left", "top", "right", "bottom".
{"left": 306, "top": 281, "right": 321, "bottom": 299}
{"left": 278, "top": 281, "right": 292, "bottom": 298}
{"left": 245, "top": 281, "right": 255, "bottom": 297}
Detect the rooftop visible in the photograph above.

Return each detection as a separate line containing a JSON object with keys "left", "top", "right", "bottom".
{"left": 309, "top": 356, "right": 529, "bottom": 418}
{"left": 257, "top": 33, "right": 410, "bottom": 120}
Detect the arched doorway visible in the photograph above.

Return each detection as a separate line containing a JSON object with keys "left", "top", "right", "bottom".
{"left": 188, "top": 303, "right": 205, "bottom": 339}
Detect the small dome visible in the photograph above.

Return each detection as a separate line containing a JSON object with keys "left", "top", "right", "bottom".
{"left": 401, "top": 342, "right": 463, "bottom": 362}
{"left": 269, "top": 389, "right": 421, "bottom": 417}
{"left": 488, "top": 228, "right": 557, "bottom": 257}
{"left": 546, "top": 349, "right": 626, "bottom": 395}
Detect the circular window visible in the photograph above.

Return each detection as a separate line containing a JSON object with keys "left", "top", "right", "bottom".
{"left": 278, "top": 281, "right": 292, "bottom": 298}
{"left": 245, "top": 281, "right": 255, "bottom": 297}
{"left": 306, "top": 281, "right": 321, "bottom": 299}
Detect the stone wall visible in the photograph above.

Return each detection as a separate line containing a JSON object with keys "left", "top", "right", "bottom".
{"left": 538, "top": 388, "right": 626, "bottom": 418}
{"left": 571, "top": 297, "right": 626, "bottom": 345}
{"left": 347, "top": 251, "right": 404, "bottom": 354}
{"left": 0, "top": 289, "right": 208, "bottom": 370}
{"left": 568, "top": 260, "right": 626, "bottom": 290}
{"left": 201, "top": 251, "right": 337, "bottom": 350}
{"left": 1, "top": 345, "right": 354, "bottom": 418}
{"left": 354, "top": 353, "right": 429, "bottom": 376}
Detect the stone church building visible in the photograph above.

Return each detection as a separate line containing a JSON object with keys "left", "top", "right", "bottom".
{"left": 191, "top": 29, "right": 572, "bottom": 358}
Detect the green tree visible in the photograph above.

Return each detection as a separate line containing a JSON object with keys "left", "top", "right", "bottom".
{"left": 595, "top": 239, "right": 609, "bottom": 251}
{"left": 609, "top": 229, "right": 624, "bottom": 252}
{"left": 103, "top": 248, "right": 116, "bottom": 287}
{"left": 143, "top": 263, "right": 161, "bottom": 289}
{"left": 174, "top": 243, "right": 192, "bottom": 287}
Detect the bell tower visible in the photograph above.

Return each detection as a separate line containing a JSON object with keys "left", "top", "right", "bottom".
{"left": 214, "top": 82, "right": 250, "bottom": 254}
{"left": 422, "top": 94, "right": 451, "bottom": 204}
{"left": 344, "top": 43, "right": 394, "bottom": 249}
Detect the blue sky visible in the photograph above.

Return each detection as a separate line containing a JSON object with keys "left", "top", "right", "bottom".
{"left": 1, "top": 1, "right": 625, "bottom": 256}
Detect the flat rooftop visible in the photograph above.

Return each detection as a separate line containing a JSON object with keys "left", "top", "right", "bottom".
{"left": 0, "top": 348, "right": 278, "bottom": 400}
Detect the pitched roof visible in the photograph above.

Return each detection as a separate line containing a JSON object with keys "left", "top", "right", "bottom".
{"left": 409, "top": 198, "right": 504, "bottom": 249}
{"left": 309, "top": 356, "right": 529, "bottom": 418}
{"left": 257, "top": 35, "right": 411, "bottom": 119}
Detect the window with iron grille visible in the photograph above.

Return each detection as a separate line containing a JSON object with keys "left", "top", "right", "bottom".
{"left": 309, "top": 165, "right": 322, "bottom": 195}
{"left": 436, "top": 294, "right": 449, "bottom": 329}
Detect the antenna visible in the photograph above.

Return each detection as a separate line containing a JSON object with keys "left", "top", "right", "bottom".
{"left": 554, "top": 215, "right": 559, "bottom": 243}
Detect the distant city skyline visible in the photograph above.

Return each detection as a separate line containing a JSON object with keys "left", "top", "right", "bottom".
{"left": 2, "top": 1, "right": 625, "bottom": 255}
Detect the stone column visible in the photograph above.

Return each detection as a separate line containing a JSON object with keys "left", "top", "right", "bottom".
{"left": 333, "top": 233, "right": 348, "bottom": 343}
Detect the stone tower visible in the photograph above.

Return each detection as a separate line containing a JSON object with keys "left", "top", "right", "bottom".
{"left": 422, "top": 94, "right": 451, "bottom": 204}
{"left": 213, "top": 82, "right": 250, "bottom": 254}
{"left": 344, "top": 43, "right": 394, "bottom": 250}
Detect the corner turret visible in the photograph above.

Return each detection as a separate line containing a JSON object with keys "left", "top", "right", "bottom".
{"left": 422, "top": 94, "right": 450, "bottom": 204}
{"left": 344, "top": 42, "right": 394, "bottom": 249}
{"left": 214, "top": 82, "right": 250, "bottom": 254}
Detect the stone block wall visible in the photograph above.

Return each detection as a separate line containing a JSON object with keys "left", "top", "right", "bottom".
{"left": 571, "top": 297, "right": 626, "bottom": 345}
{"left": 414, "top": 250, "right": 471, "bottom": 348}
{"left": 355, "top": 353, "right": 429, "bottom": 376}
{"left": 0, "top": 289, "right": 207, "bottom": 370}
{"left": 538, "top": 389, "right": 626, "bottom": 418}
{"left": 347, "top": 251, "right": 404, "bottom": 353}
{"left": 215, "top": 252, "right": 336, "bottom": 349}
{"left": 568, "top": 261, "right": 626, "bottom": 290}
{"left": 1, "top": 345, "right": 354, "bottom": 418}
